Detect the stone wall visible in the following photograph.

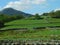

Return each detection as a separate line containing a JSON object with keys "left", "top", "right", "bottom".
{"left": 0, "top": 40, "right": 60, "bottom": 45}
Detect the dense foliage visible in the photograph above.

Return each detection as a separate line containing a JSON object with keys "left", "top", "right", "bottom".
{"left": 42, "top": 10, "right": 60, "bottom": 18}
{"left": 0, "top": 14, "right": 25, "bottom": 22}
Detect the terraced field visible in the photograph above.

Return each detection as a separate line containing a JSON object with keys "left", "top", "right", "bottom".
{"left": 0, "top": 18, "right": 60, "bottom": 40}
{"left": 1, "top": 19, "right": 60, "bottom": 30}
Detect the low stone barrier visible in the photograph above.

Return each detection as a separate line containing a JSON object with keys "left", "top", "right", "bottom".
{"left": 0, "top": 40, "right": 60, "bottom": 45}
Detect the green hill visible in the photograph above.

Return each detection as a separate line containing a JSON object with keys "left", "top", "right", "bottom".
{"left": 0, "top": 18, "right": 60, "bottom": 40}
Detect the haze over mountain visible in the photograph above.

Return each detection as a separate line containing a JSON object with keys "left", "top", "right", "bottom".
{"left": 0, "top": 8, "right": 32, "bottom": 16}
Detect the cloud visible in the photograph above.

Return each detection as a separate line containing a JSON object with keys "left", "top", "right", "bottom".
{"left": 31, "top": 0, "right": 46, "bottom": 4}
{"left": 3, "top": 0, "right": 46, "bottom": 11}
{"left": 55, "top": 8, "right": 60, "bottom": 11}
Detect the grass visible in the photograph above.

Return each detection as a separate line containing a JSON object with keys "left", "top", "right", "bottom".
{"left": 0, "top": 29, "right": 60, "bottom": 40}
{"left": 1, "top": 19, "right": 60, "bottom": 30}
{"left": 0, "top": 18, "right": 60, "bottom": 40}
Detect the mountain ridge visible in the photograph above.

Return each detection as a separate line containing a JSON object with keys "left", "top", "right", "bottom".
{"left": 0, "top": 8, "right": 32, "bottom": 17}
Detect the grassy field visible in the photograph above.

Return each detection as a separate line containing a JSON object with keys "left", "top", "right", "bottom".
{"left": 0, "top": 29, "right": 60, "bottom": 40}
{"left": 0, "top": 18, "right": 60, "bottom": 40}
{"left": 1, "top": 18, "right": 60, "bottom": 30}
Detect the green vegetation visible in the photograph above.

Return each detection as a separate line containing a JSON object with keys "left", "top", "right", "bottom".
{"left": 42, "top": 10, "right": 60, "bottom": 18}
{"left": 0, "top": 29, "right": 60, "bottom": 40}
{"left": 0, "top": 19, "right": 60, "bottom": 30}
{"left": 0, "top": 18, "right": 60, "bottom": 40}
{"left": 0, "top": 10, "right": 60, "bottom": 40}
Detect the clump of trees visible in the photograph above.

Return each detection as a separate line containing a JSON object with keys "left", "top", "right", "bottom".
{"left": 0, "top": 14, "right": 25, "bottom": 22}
{"left": 35, "top": 13, "right": 43, "bottom": 20}
{"left": 25, "top": 13, "right": 43, "bottom": 20}
{"left": 0, "top": 14, "right": 25, "bottom": 28}
{"left": 51, "top": 10, "right": 60, "bottom": 18}
{"left": 42, "top": 10, "right": 60, "bottom": 18}
{"left": 0, "top": 20, "right": 4, "bottom": 27}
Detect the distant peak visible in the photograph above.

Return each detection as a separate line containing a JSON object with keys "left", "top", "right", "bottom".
{"left": 2, "top": 8, "right": 15, "bottom": 10}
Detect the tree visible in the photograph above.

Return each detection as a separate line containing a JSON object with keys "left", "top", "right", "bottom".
{"left": 48, "top": 10, "right": 60, "bottom": 18}
{"left": 0, "top": 20, "right": 4, "bottom": 27}
{"left": 16, "top": 15, "right": 25, "bottom": 19}
{"left": 42, "top": 13, "right": 48, "bottom": 16}
{"left": 35, "top": 13, "right": 42, "bottom": 20}
{"left": 54, "top": 10, "right": 60, "bottom": 18}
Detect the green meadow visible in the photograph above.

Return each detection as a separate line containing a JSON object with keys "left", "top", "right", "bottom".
{"left": 0, "top": 18, "right": 60, "bottom": 40}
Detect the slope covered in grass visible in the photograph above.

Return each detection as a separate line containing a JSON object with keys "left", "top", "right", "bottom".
{"left": 0, "top": 18, "right": 60, "bottom": 40}
{"left": 1, "top": 19, "right": 60, "bottom": 30}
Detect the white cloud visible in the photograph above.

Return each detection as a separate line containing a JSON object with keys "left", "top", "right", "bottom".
{"left": 55, "top": 8, "right": 60, "bottom": 11}
{"left": 31, "top": 0, "right": 46, "bottom": 4}
{"left": 3, "top": 0, "right": 46, "bottom": 11}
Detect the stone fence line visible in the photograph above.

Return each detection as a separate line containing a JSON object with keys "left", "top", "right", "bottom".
{"left": 0, "top": 40, "right": 60, "bottom": 45}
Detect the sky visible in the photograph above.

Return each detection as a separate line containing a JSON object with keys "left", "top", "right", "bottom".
{"left": 0, "top": 0, "right": 60, "bottom": 14}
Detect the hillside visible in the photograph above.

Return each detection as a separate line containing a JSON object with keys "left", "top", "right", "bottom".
{"left": 0, "top": 18, "right": 60, "bottom": 40}
{"left": 0, "top": 8, "right": 60, "bottom": 41}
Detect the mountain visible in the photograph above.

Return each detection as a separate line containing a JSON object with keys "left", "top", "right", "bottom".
{"left": 0, "top": 8, "right": 32, "bottom": 17}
